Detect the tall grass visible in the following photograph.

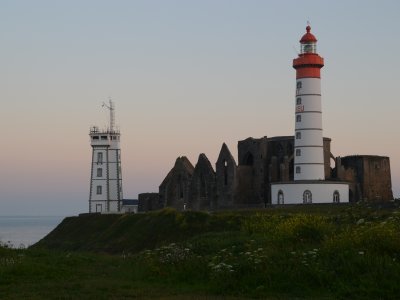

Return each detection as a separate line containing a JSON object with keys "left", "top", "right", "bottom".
{"left": 2, "top": 204, "right": 400, "bottom": 299}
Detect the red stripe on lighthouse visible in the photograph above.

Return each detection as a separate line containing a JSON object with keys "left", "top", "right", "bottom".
{"left": 296, "top": 68, "right": 321, "bottom": 79}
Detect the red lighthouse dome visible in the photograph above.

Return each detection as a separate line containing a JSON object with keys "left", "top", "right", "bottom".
{"left": 300, "top": 25, "right": 317, "bottom": 43}
{"left": 293, "top": 25, "right": 324, "bottom": 79}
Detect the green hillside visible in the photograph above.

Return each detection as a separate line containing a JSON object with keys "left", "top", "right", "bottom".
{"left": 2, "top": 203, "right": 400, "bottom": 299}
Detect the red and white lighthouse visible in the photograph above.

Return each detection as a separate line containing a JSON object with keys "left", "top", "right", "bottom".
{"left": 293, "top": 25, "right": 325, "bottom": 181}
{"left": 270, "top": 24, "right": 349, "bottom": 205}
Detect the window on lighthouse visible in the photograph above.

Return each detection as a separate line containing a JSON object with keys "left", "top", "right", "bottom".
{"left": 97, "top": 168, "right": 103, "bottom": 177}
{"left": 296, "top": 149, "right": 301, "bottom": 156}
{"left": 296, "top": 115, "right": 301, "bottom": 122}
{"left": 296, "top": 166, "right": 301, "bottom": 174}
{"left": 96, "top": 185, "right": 102, "bottom": 195}
{"left": 301, "top": 42, "right": 316, "bottom": 54}
{"left": 97, "top": 152, "right": 103, "bottom": 164}
{"left": 297, "top": 81, "right": 302, "bottom": 89}
{"left": 296, "top": 132, "right": 301, "bottom": 139}
{"left": 296, "top": 98, "right": 302, "bottom": 105}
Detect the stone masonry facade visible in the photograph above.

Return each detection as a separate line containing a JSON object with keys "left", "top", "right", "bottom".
{"left": 138, "top": 135, "right": 393, "bottom": 211}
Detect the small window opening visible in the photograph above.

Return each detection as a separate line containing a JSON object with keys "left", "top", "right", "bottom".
{"left": 97, "top": 152, "right": 103, "bottom": 164}
{"left": 277, "top": 190, "right": 284, "bottom": 205}
{"left": 224, "top": 160, "right": 228, "bottom": 186}
{"left": 96, "top": 185, "right": 102, "bottom": 195}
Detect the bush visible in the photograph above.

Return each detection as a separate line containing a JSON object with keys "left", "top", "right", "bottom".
{"left": 275, "top": 214, "right": 333, "bottom": 244}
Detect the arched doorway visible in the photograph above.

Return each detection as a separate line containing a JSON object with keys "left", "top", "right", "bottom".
{"left": 349, "top": 189, "right": 354, "bottom": 202}
{"left": 244, "top": 152, "right": 254, "bottom": 166}
{"left": 303, "top": 190, "right": 312, "bottom": 204}
{"left": 277, "top": 190, "right": 284, "bottom": 204}
{"left": 333, "top": 190, "right": 340, "bottom": 203}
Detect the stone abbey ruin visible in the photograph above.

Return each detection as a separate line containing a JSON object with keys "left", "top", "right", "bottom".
{"left": 138, "top": 135, "right": 393, "bottom": 212}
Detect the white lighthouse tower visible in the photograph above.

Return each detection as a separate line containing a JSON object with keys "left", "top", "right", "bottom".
{"left": 293, "top": 25, "right": 325, "bottom": 181}
{"left": 271, "top": 25, "right": 349, "bottom": 204}
{"left": 89, "top": 99, "right": 123, "bottom": 213}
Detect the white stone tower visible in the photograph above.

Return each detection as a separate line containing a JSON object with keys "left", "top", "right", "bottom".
{"left": 293, "top": 25, "right": 325, "bottom": 180}
{"left": 89, "top": 99, "right": 123, "bottom": 213}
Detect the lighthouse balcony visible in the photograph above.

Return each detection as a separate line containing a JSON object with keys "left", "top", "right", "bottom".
{"left": 293, "top": 55, "right": 324, "bottom": 69}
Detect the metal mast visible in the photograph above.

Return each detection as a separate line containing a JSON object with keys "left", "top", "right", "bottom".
{"left": 102, "top": 98, "right": 115, "bottom": 132}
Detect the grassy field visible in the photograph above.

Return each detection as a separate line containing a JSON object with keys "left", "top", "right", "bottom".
{"left": 1, "top": 203, "right": 400, "bottom": 299}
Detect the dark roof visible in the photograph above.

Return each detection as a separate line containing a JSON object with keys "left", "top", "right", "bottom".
{"left": 122, "top": 199, "right": 138, "bottom": 206}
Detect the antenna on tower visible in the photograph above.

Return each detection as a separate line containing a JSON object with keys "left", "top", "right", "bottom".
{"left": 102, "top": 97, "right": 115, "bottom": 132}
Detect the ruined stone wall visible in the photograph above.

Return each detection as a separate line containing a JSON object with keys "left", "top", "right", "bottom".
{"left": 361, "top": 156, "right": 393, "bottom": 201}
{"left": 215, "top": 143, "right": 237, "bottom": 209}
{"left": 237, "top": 137, "right": 268, "bottom": 206}
{"left": 138, "top": 193, "right": 162, "bottom": 212}
{"left": 159, "top": 157, "right": 194, "bottom": 211}
{"left": 189, "top": 154, "right": 216, "bottom": 210}
{"left": 337, "top": 155, "right": 393, "bottom": 202}
{"left": 154, "top": 137, "right": 393, "bottom": 213}
{"left": 323, "top": 138, "right": 333, "bottom": 179}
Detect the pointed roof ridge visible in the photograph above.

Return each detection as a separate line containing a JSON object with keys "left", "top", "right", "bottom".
{"left": 195, "top": 153, "right": 215, "bottom": 173}
{"left": 177, "top": 156, "right": 195, "bottom": 173}
{"left": 217, "top": 143, "right": 237, "bottom": 165}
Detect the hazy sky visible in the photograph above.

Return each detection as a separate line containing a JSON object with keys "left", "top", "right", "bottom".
{"left": 1, "top": 0, "right": 399, "bottom": 216}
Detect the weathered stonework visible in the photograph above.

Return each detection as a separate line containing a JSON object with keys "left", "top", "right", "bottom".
{"left": 159, "top": 156, "right": 194, "bottom": 211}
{"left": 138, "top": 193, "right": 162, "bottom": 212}
{"left": 236, "top": 137, "right": 268, "bottom": 207}
{"left": 188, "top": 154, "right": 216, "bottom": 210}
{"left": 154, "top": 137, "right": 393, "bottom": 212}
{"left": 336, "top": 155, "right": 393, "bottom": 202}
{"left": 215, "top": 143, "right": 237, "bottom": 209}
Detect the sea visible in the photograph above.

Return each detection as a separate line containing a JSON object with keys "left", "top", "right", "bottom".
{"left": 0, "top": 216, "right": 65, "bottom": 248}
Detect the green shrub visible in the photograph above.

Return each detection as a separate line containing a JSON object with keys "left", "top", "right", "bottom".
{"left": 275, "top": 214, "right": 333, "bottom": 244}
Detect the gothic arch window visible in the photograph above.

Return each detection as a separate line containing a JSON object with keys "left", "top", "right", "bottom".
{"left": 244, "top": 152, "right": 254, "bottom": 166}
{"left": 296, "top": 149, "right": 301, "bottom": 156}
{"left": 277, "top": 143, "right": 284, "bottom": 156}
{"left": 296, "top": 132, "right": 301, "bottom": 139}
{"left": 287, "top": 143, "right": 293, "bottom": 157}
{"left": 296, "top": 97, "right": 302, "bottom": 105}
{"left": 178, "top": 175, "right": 184, "bottom": 199}
{"left": 224, "top": 160, "right": 228, "bottom": 186}
{"left": 296, "top": 166, "right": 301, "bottom": 174}
{"left": 303, "top": 190, "right": 312, "bottom": 204}
{"left": 296, "top": 114, "right": 301, "bottom": 122}
{"left": 200, "top": 174, "right": 206, "bottom": 197}
{"left": 277, "top": 190, "right": 284, "bottom": 205}
{"left": 333, "top": 190, "right": 340, "bottom": 203}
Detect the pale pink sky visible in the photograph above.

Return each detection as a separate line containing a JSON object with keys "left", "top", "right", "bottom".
{"left": 1, "top": 0, "right": 399, "bottom": 215}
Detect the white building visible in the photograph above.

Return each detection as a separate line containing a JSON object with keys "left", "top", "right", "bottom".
{"left": 89, "top": 100, "right": 123, "bottom": 213}
{"left": 271, "top": 25, "right": 349, "bottom": 204}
